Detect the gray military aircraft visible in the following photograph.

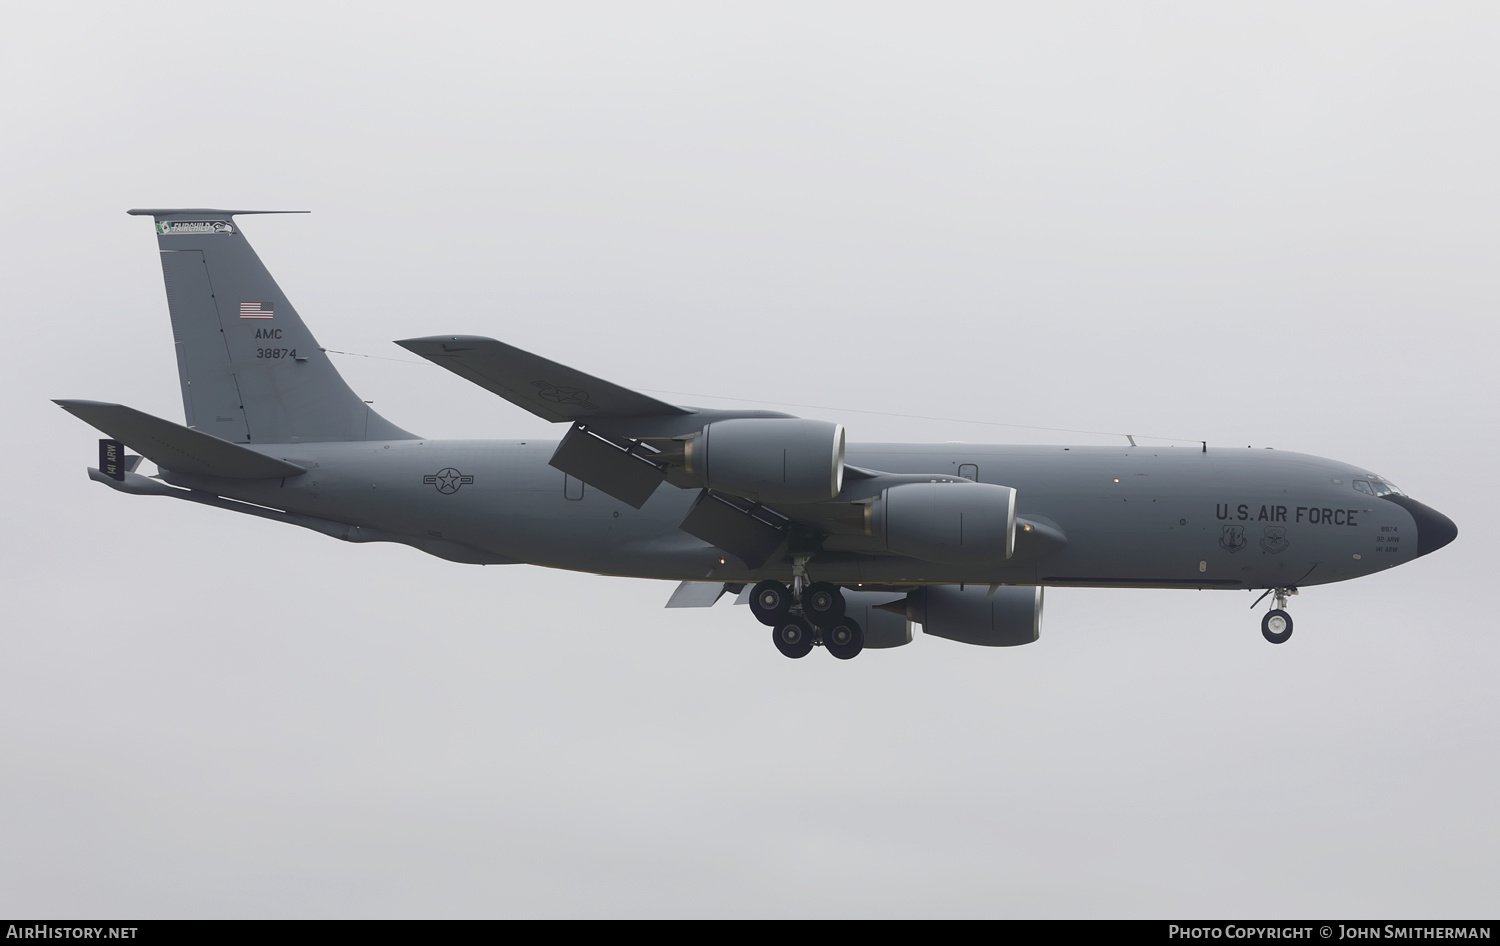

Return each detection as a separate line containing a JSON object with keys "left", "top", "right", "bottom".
{"left": 57, "top": 210, "right": 1458, "bottom": 658}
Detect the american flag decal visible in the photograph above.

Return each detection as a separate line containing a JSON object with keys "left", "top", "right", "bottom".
{"left": 239, "top": 301, "right": 274, "bottom": 319}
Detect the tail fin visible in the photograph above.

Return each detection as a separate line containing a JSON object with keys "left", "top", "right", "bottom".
{"left": 128, "top": 209, "right": 416, "bottom": 444}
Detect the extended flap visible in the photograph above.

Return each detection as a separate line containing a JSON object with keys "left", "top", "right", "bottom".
{"left": 664, "top": 581, "right": 733, "bottom": 609}
{"left": 548, "top": 423, "right": 667, "bottom": 508}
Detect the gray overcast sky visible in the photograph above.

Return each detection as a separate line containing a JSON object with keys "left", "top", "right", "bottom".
{"left": 2, "top": 2, "right": 1497, "bottom": 918}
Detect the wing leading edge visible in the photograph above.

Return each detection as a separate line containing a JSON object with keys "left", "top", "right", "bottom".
{"left": 395, "top": 335, "right": 690, "bottom": 424}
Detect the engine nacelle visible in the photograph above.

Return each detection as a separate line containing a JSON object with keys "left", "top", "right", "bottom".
{"left": 684, "top": 418, "right": 845, "bottom": 504}
{"left": 842, "top": 590, "right": 914, "bottom": 649}
{"left": 908, "top": 585, "right": 1043, "bottom": 647}
{"left": 871, "top": 480, "right": 1017, "bottom": 563}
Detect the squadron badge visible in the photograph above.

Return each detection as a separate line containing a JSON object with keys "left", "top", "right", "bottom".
{"left": 1219, "top": 525, "right": 1248, "bottom": 553}
{"left": 1260, "top": 526, "right": 1289, "bottom": 554}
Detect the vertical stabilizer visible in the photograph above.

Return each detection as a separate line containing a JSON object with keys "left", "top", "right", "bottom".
{"left": 128, "top": 209, "right": 416, "bottom": 444}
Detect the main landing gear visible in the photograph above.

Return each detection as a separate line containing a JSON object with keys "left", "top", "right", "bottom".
{"left": 1254, "top": 587, "right": 1297, "bottom": 644}
{"left": 750, "top": 578, "right": 863, "bottom": 660}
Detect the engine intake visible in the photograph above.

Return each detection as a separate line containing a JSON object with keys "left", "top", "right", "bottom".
{"left": 684, "top": 418, "right": 845, "bottom": 504}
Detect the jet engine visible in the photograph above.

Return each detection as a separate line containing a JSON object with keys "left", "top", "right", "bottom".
{"left": 842, "top": 590, "right": 914, "bottom": 649}
{"left": 870, "top": 480, "right": 1017, "bottom": 563}
{"left": 684, "top": 418, "right": 845, "bottom": 504}
{"left": 907, "top": 584, "right": 1043, "bottom": 647}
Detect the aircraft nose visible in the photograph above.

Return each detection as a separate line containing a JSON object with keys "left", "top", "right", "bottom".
{"left": 1416, "top": 503, "right": 1459, "bottom": 556}
{"left": 1388, "top": 496, "right": 1458, "bottom": 557}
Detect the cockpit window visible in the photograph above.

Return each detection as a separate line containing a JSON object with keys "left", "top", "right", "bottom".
{"left": 1362, "top": 476, "right": 1405, "bottom": 498}
{"left": 1353, "top": 480, "right": 1374, "bottom": 496}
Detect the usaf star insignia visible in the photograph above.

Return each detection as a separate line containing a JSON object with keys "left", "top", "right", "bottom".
{"left": 423, "top": 467, "right": 474, "bottom": 494}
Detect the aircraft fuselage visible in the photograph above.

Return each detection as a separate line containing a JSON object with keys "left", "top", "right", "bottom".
{"left": 163, "top": 439, "right": 1436, "bottom": 591}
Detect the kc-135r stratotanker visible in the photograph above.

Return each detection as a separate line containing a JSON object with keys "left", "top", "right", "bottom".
{"left": 57, "top": 210, "right": 1458, "bottom": 658}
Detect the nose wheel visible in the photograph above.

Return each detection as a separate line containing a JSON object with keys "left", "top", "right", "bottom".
{"left": 1256, "top": 587, "right": 1297, "bottom": 644}
{"left": 1261, "top": 609, "right": 1293, "bottom": 644}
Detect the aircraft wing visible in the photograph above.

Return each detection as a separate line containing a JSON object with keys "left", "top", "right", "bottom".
{"left": 396, "top": 334, "right": 796, "bottom": 518}
{"left": 392, "top": 335, "right": 1052, "bottom": 574}
{"left": 396, "top": 335, "right": 691, "bottom": 424}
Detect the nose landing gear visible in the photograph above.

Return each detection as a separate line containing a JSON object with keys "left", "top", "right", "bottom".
{"left": 1256, "top": 587, "right": 1297, "bottom": 644}
{"left": 1261, "top": 609, "right": 1293, "bottom": 644}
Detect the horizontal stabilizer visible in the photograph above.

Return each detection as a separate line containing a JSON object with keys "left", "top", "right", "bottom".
{"left": 396, "top": 335, "right": 691, "bottom": 424}
{"left": 126, "top": 208, "right": 309, "bottom": 217}
{"left": 55, "top": 400, "right": 305, "bottom": 479}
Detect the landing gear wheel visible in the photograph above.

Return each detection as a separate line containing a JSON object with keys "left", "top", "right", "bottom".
{"left": 1261, "top": 609, "right": 1293, "bottom": 644}
{"left": 772, "top": 618, "right": 815, "bottom": 659}
{"left": 824, "top": 618, "right": 865, "bottom": 660}
{"left": 750, "top": 580, "right": 792, "bottom": 627}
{"left": 802, "top": 581, "right": 845, "bottom": 627}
